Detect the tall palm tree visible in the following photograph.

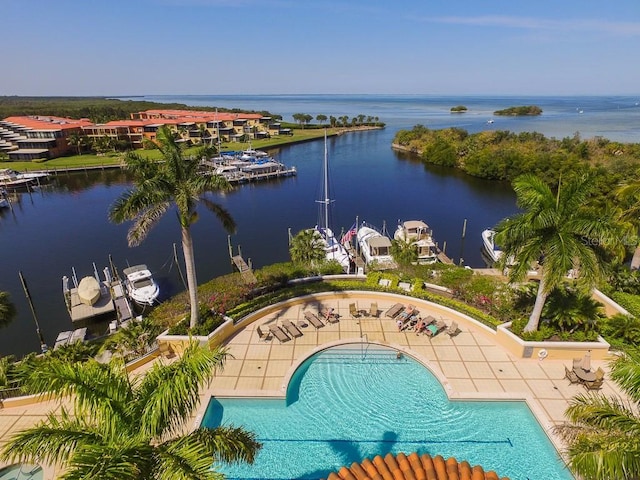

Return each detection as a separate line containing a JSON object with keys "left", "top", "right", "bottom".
{"left": 0, "top": 291, "right": 16, "bottom": 329}
{"left": 109, "top": 125, "right": 235, "bottom": 328}
{"left": 555, "top": 351, "right": 640, "bottom": 480}
{"left": 495, "top": 174, "right": 626, "bottom": 332}
{"left": 289, "top": 229, "right": 325, "bottom": 268}
{"left": 0, "top": 342, "right": 261, "bottom": 479}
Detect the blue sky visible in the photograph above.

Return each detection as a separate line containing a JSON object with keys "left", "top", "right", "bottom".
{"left": 3, "top": 0, "right": 639, "bottom": 96}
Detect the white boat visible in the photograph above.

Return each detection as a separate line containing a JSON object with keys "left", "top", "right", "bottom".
{"left": 122, "top": 264, "right": 160, "bottom": 306}
{"left": 394, "top": 220, "right": 437, "bottom": 264}
{"left": 314, "top": 132, "right": 352, "bottom": 272}
{"left": 357, "top": 224, "right": 397, "bottom": 270}
{"left": 482, "top": 229, "right": 503, "bottom": 264}
{"left": 0, "top": 168, "right": 49, "bottom": 187}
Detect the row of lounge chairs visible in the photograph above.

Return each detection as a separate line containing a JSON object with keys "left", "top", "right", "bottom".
{"left": 386, "top": 303, "right": 460, "bottom": 337}
{"left": 257, "top": 304, "right": 341, "bottom": 342}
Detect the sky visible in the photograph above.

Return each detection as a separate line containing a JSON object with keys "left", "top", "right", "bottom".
{"left": 2, "top": 0, "right": 640, "bottom": 96}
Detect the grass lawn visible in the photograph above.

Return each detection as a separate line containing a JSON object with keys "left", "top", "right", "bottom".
{"left": 0, "top": 127, "right": 375, "bottom": 172}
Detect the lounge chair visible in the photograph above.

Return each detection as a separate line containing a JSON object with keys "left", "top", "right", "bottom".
{"left": 320, "top": 307, "right": 339, "bottom": 323}
{"left": 445, "top": 321, "right": 460, "bottom": 337}
{"left": 282, "top": 320, "right": 303, "bottom": 338}
{"left": 256, "top": 325, "right": 272, "bottom": 341}
{"left": 349, "top": 303, "right": 360, "bottom": 318}
{"left": 369, "top": 302, "right": 379, "bottom": 318}
{"left": 385, "top": 303, "right": 404, "bottom": 318}
{"left": 304, "top": 311, "right": 325, "bottom": 329}
{"left": 268, "top": 324, "right": 291, "bottom": 343}
{"left": 425, "top": 319, "right": 447, "bottom": 338}
{"left": 564, "top": 365, "right": 580, "bottom": 384}
{"left": 397, "top": 305, "right": 417, "bottom": 322}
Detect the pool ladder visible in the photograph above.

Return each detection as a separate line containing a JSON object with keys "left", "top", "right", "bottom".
{"left": 360, "top": 333, "right": 368, "bottom": 360}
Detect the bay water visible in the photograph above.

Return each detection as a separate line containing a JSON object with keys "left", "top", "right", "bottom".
{"left": 1, "top": 94, "right": 639, "bottom": 356}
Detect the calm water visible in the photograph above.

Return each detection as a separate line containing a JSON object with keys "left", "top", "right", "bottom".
{"left": 204, "top": 345, "right": 574, "bottom": 480}
{"left": 2, "top": 94, "right": 639, "bottom": 356}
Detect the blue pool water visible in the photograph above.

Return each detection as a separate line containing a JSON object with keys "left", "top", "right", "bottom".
{"left": 202, "top": 345, "right": 574, "bottom": 480}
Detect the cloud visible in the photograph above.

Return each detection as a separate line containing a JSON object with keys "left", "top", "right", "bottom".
{"left": 428, "top": 15, "right": 640, "bottom": 37}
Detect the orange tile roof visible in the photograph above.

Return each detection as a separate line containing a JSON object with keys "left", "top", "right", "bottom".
{"left": 139, "top": 109, "right": 263, "bottom": 121}
{"left": 325, "top": 453, "right": 510, "bottom": 480}
{"left": 4, "top": 116, "right": 94, "bottom": 130}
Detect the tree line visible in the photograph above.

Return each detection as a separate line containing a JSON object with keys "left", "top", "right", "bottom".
{"left": 291, "top": 112, "right": 382, "bottom": 128}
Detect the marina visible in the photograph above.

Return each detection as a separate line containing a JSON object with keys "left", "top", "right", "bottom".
{"left": 1, "top": 94, "right": 639, "bottom": 357}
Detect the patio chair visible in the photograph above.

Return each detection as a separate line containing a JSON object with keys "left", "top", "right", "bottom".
{"left": 385, "top": 303, "right": 404, "bottom": 318}
{"left": 572, "top": 357, "right": 583, "bottom": 370}
{"left": 256, "top": 325, "right": 272, "bottom": 341}
{"left": 282, "top": 320, "right": 303, "bottom": 338}
{"left": 349, "top": 303, "right": 360, "bottom": 318}
{"left": 564, "top": 365, "right": 580, "bottom": 385}
{"left": 369, "top": 302, "right": 379, "bottom": 318}
{"left": 425, "top": 319, "right": 447, "bottom": 338}
{"left": 304, "top": 311, "right": 325, "bottom": 329}
{"left": 268, "top": 324, "right": 291, "bottom": 343}
{"left": 445, "top": 321, "right": 460, "bottom": 337}
{"left": 583, "top": 378, "right": 604, "bottom": 391}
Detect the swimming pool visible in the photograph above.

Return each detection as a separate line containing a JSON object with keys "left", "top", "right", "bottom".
{"left": 202, "top": 344, "right": 574, "bottom": 480}
{"left": 0, "top": 464, "right": 43, "bottom": 480}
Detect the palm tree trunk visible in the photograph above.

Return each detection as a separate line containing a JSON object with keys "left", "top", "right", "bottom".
{"left": 524, "top": 276, "right": 548, "bottom": 332}
{"left": 181, "top": 226, "right": 199, "bottom": 328}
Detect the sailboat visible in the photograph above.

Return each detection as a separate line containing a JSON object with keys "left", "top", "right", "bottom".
{"left": 314, "top": 131, "right": 352, "bottom": 273}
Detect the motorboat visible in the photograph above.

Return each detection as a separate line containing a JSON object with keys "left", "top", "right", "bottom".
{"left": 482, "top": 229, "right": 503, "bottom": 264}
{"left": 357, "top": 224, "right": 397, "bottom": 270}
{"left": 122, "top": 264, "right": 160, "bottom": 306}
{"left": 394, "top": 220, "right": 437, "bottom": 264}
{"left": 314, "top": 131, "right": 352, "bottom": 273}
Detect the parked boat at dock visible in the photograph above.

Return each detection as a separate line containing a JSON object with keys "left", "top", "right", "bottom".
{"left": 122, "top": 264, "right": 160, "bottom": 307}
{"left": 394, "top": 220, "right": 438, "bottom": 264}
{"left": 0, "top": 169, "right": 49, "bottom": 189}
{"left": 356, "top": 223, "right": 397, "bottom": 270}
{"left": 482, "top": 229, "right": 503, "bottom": 264}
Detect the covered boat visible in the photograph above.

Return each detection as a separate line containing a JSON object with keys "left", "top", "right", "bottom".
{"left": 122, "top": 264, "right": 159, "bottom": 306}
{"left": 394, "top": 220, "right": 437, "bottom": 264}
{"left": 357, "top": 224, "right": 397, "bottom": 270}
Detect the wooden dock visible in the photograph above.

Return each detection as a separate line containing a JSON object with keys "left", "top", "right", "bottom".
{"left": 231, "top": 255, "right": 257, "bottom": 284}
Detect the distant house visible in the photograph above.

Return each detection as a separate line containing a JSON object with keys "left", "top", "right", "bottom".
{"left": 0, "top": 116, "right": 93, "bottom": 161}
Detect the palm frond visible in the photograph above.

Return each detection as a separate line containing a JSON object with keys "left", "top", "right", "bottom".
{"left": 200, "top": 198, "right": 237, "bottom": 233}
{"left": 62, "top": 442, "right": 154, "bottom": 480}
{"left": 135, "top": 343, "right": 227, "bottom": 439}
{"left": 126, "top": 202, "right": 171, "bottom": 247}
{"left": 190, "top": 426, "right": 261, "bottom": 464}
{"left": 610, "top": 352, "right": 640, "bottom": 403}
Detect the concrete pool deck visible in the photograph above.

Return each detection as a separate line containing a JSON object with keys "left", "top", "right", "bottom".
{"left": 0, "top": 291, "right": 626, "bottom": 478}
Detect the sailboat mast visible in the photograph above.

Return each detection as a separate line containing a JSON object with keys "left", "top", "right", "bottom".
{"left": 323, "top": 130, "right": 329, "bottom": 232}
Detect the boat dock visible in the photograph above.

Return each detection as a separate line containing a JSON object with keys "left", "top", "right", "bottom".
{"left": 228, "top": 237, "right": 257, "bottom": 284}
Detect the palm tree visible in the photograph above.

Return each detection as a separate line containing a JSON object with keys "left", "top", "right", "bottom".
{"left": 0, "top": 342, "right": 261, "bottom": 479}
{"left": 0, "top": 291, "right": 16, "bottom": 329}
{"left": 495, "top": 174, "right": 626, "bottom": 332}
{"left": 109, "top": 125, "right": 235, "bottom": 328}
{"left": 555, "top": 351, "right": 640, "bottom": 480}
{"left": 289, "top": 229, "right": 325, "bottom": 268}
{"left": 66, "top": 132, "right": 86, "bottom": 155}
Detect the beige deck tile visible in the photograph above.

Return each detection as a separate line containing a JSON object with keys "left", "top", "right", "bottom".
{"left": 228, "top": 329, "right": 252, "bottom": 344}
{"left": 405, "top": 335, "right": 431, "bottom": 347}
{"left": 225, "top": 341, "right": 249, "bottom": 358}
{"left": 526, "top": 379, "right": 566, "bottom": 399}
{"left": 408, "top": 345, "right": 436, "bottom": 361}
{"left": 211, "top": 376, "right": 238, "bottom": 390}
{"left": 432, "top": 345, "right": 462, "bottom": 361}
{"left": 366, "top": 332, "right": 388, "bottom": 343}
{"left": 550, "top": 378, "right": 583, "bottom": 399}
{"left": 537, "top": 361, "right": 567, "bottom": 379}
{"left": 317, "top": 330, "right": 341, "bottom": 343}
{"left": 491, "top": 362, "right": 522, "bottom": 379}
{"left": 449, "top": 331, "right": 477, "bottom": 345}
{"left": 439, "top": 361, "right": 470, "bottom": 378}
{"left": 479, "top": 346, "right": 512, "bottom": 362}
{"left": 465, "top": 362, "right": 496, "bottom": 379}
{"left": 498, "top": 379, "right": 533, "bottom": 396}
{"left": 472, "top": 378, "right": 505, "bottom": 393}
{"left": 295, "top": 332, "right": 320, "bottom": 345}
{"left": 456, "top": 345, "right": 485, "bottom": 361}
{"left": 245, "top": 344, "right": 272, "bottom": 360}
{"left": 294, "top": 343, "right": 318, "bottom": 358}
{"left": 473, "top": 334, "right": 497, "bottom": 346}
{"left": 240, "top": 360, "right": 267, "bottom": 377}
{"left": 514, "top": 361, "right": 549, "bottom": 379}
{"left": 235, "top": 376, "right": 267, "bottom": 391}
{"left": 385, "top": 332, "right": 408, "bottom": 344}
{"left": 339, "top": 319, "right": 362, "bottom": 332}
{"left": 217, "top": 358, "right": 244, "bottom": 377}
{"left": 540, "top": 399, "right": 572, "bottom": 423}
{"left": 262, "top": 376, "right": 286, "bottom": 392}
{"left": 265, "top": 360, "right": 293, "bottom": 377}
{"left": 269, "top": 344, "right": 295, "bottom": 360}
{"left": 447, "top": 378, "right": 478, "bottom": 393}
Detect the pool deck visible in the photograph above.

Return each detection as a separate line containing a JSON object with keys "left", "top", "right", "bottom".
{"left": 0, "top": 292, "right": 627, "bottom": 478}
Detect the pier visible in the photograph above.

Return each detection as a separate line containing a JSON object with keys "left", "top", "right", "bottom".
{"left": 228, "top": 237, "right": 257, "bottom": 284}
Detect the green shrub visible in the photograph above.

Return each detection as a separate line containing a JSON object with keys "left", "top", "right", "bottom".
{"left": 611, "top": 292, "right": 640, "bottom": 317}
